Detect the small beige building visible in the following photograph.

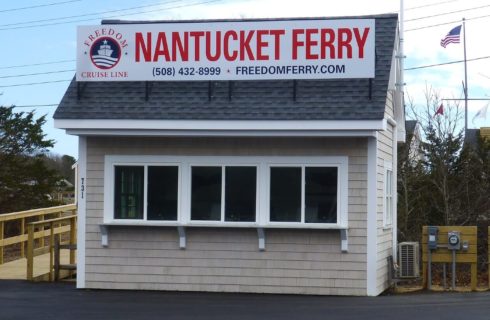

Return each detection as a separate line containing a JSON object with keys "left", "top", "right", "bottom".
{"left": 55, "top": 14, "right": 405, "bottom": 296}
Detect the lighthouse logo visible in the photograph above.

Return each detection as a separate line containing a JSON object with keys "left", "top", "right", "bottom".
{"left": 90, "top": 37, "right": 121, "bottom": 69}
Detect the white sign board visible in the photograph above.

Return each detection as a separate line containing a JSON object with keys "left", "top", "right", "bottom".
{"left": 77, "top": 19, "right": 375, "bottom": 81}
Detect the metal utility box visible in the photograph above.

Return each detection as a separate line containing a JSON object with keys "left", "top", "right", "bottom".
{"left": 427, "top": 226, "right": 438, "bottom": 250}
{"left": 398, "top": 242, "right": 420, "bottom": 278}
{"left": 448, "top": 231, "right": 461, "bottom": 250}
{"left": 422, "top": 226, "right": 478, "bottom": 291}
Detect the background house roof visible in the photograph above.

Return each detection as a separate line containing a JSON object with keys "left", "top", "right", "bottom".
{"left": 54, "top": 14, "right": 398, "bottom": 121}
{"left": 405, "top": 120, "right": 417, "bottom": 136}
{"left": 464, "top": 128, "right": 481, "bottom": 149}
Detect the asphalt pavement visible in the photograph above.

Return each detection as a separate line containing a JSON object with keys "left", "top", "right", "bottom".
{"left": 1, "top": 280, "right": 490, "bottom": 320}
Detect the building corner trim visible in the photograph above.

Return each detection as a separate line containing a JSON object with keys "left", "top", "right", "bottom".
{"left": 76, "top": 136, "right": 87, "bottom": 289}
{"left": 366, "top": 135, "right": 378, "bottom": 296}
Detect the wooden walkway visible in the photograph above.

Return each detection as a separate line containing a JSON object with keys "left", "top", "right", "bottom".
{"left": 0, "top": 251, "right": 71, "bottom": 280}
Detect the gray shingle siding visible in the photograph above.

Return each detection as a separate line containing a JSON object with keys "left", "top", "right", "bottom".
{"left": 54, "top": 14, "right": 398, "bottom": 121}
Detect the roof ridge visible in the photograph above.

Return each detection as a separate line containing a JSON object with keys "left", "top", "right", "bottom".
{"left": 102, "top": 13, "right": 398, "bottom": 25}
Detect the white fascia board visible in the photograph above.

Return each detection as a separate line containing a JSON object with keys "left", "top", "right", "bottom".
{"left": 65, "top": 129, "right": 378, "bottom": 137}
{"left": 55, "top": 119, "right": 385, "bottom": 132}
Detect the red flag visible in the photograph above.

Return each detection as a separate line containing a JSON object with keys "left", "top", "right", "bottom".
{"left": 434, "top": 103, "right": 444, "bottom": 117}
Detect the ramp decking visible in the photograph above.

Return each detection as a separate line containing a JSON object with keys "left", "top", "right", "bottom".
{"left": 0, "top": 251, "right": 71, "bottom": 281}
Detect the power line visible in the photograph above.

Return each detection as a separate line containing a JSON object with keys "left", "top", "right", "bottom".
{"left": 405, "top": 14, "right": 490, "bottom": 31}
{"left": 0, "top": 0, "right": 221, "bottom": 31}
{"left": 6, "top": 52, "right": 485, "bottom": 77}
{"left": 2, "top": 58, "right": 487, "bottom": 86}
{"left": 0, "top": 80, "right": 71, "bottom": 88}
{"left": 405, "top": 4, "right": 490, "bottom": 22}
{"left": 0, "top": 59, "right": 75, "bottom": 70}
{"left": 10, "top": 104, "right": 59, "bottom": 108}
{"left": 442, "top": 98, "right": 490, "bottom": 100}
{"left": 0, "top": 69, "right": 75, "bottom": 79}
{"left": 405, "top": 0, "right": 460, "bottom": 11}
{"left": 0, "top": 0, "right": 81, "bottom": 14}
{"left": 405, "top": 56, "right": 490, "bottom": 71}
{"left": 0, "top": 0, "right": 181, "bottom": 27}
{"left": 9, "top": 57, "right": 487, "bottom": 80}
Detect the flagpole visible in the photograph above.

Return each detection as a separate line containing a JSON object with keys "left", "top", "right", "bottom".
{"left": 463, "top": 17, "right": 468, "bottom": 131}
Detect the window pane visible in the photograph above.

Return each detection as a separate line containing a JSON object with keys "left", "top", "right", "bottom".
{"left": 225, "top": 167, "right": 256, "bottom": 222}
{"left": 305, "top": 167, "right": 337, "bottom": 223}
{"left": 114, "top": 166, "right": 144, "bottom": 219}
{"left": 191, "top": 167, "right": 222, "bottom": 221}
{"left": 147, "top": 166, "right": 178, "bottom": 221}
{"left": 270, "top": 167, "right": 301, "bottom": 222}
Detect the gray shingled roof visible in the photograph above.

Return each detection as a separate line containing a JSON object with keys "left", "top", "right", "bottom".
{"left": 464, "top": 128, "right": 480, "bottom": 149}
{"left": 54, "top": 14, "right": 398, "bottom": 121}
{"left": 405, "top": 120, "right": 417, "bottom": 136}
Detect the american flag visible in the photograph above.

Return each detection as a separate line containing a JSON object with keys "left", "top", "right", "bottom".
{"left": 440, "top": 25, "right": 461, "bottom": 48}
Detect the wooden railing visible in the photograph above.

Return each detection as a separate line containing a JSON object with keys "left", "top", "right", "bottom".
{"left": 27, "top": 214, "right": 77, "bottom": 281}
{"left": 0, "top": 204, "right": 77, "bottom": 266}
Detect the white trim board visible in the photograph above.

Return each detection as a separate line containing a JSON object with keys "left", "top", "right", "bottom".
{"left": 391, "top": 120, "right": 398, "bottom": 261}
{"left": 55, "top": 119, "right": 386, "bottom": 131}
{"left": 76, "top": 136, "right": 87, "bottom": 289}
{"left": 366, "top": 135, "right": 378, "bottom": 296}
{"left": 64, "top": 129, "right": 379, "bottom": 138}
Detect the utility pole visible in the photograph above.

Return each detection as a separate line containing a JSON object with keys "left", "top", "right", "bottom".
{"left": 463, "top": 18, "right": 468, "bottom": 131}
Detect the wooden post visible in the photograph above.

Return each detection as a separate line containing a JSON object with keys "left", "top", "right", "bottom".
{"left": 421, "top": 226, "right": 427, "bottom": 289}
{"left": 27, "top": 224, "right": 34, "bottom": 281}
{"left": 69, "top": 216, "right": 76, "bottom": 266}
{"left": 58, "top": 211, "right": 62, "bottom": 244}
{"left": 54, "top": 238, "right": 60, "bottom": 281}
{"left": 0, "top": 221, "right": 4, "bottom": 265}
{"left": 49, "top": 222, "right": 54, "bottom": 281}
{"left": 471, "top": 263, "right": 477, "bottom": 291}
{"left": 71, "top": 209, "right": 77, "bottom": 246}
{"left": 40, "top": 213, "right": 45, "bottom": 248}
{"left": 21, "top": 218, "right": 25, "bottom": 258}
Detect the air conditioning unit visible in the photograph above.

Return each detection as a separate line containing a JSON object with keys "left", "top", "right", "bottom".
{"left": 398, "top": 242, "right": 420, "bottom": 278}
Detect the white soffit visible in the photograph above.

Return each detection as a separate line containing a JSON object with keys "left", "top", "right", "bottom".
{"left": 55, "top": 119, "right": 386, "bottom": 133}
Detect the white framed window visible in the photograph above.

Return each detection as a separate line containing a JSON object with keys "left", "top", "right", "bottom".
{"left": 104, "top": 155, "right": 348, "bottom": 229}
{"left": 110, "top": 164, "right": 180, "bottom": 223}
{"left": 190, "top": 166, "right": 258, "bottom": 223}
{"left": 268, "top": 166, "right": 339, "bottom": 224}
{"left": 384, "top": 161, "right": 393, "bottom": 228}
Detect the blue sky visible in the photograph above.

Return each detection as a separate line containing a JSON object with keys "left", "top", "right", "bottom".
{"left": 1, "top": 0, "right": 489, "bottom": 159}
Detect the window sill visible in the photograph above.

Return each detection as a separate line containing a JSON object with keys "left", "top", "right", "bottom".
{"left": 102, "top": 220, "right": 348, "bottom": 230}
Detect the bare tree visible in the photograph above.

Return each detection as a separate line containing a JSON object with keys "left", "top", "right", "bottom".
{"left": 401, "top": 86, "right": 465, "bottom": 228}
